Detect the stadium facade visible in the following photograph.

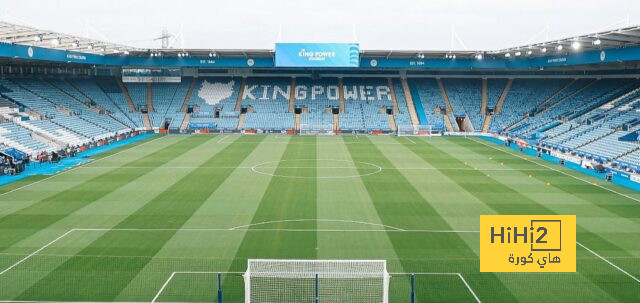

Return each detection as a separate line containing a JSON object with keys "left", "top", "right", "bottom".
{"left": 0, "top": 21, "right": 639, "bottom": 179}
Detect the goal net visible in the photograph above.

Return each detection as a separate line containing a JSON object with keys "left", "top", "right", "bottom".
{"left": 397, "top": 124, "right": 433, "bottom": 136}
{"left": 244, "top": 259, "right": 390, "bottom": 303}
{"left": 300, "top": 123, "right": 334, "bottom": 136}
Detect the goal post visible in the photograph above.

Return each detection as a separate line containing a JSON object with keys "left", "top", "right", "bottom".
{"left": 244, "top": 259, "right": 390, "bottom": 303}
{"left": 397, "top": 124, "right": 433, "bottom": 136}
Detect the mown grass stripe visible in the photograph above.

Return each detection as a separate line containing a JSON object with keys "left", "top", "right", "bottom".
{"left": 223, "top": 136, "right": 317, "bottom": 301}
{"left": 0, "top": 136, "right": 203, "bottom": 252}
{"left": 0, "top": 135, "right": 159, "bottom": 196}
{"left": 16, "top": 135, "right": 264, "bottom": 301}
{"left": 410, "top": 137, "right": 639, "bottom": 302}
{"left": 460, "top": 138, "right": 640, "bottom": 225}
{"left": 346, "top": 136, "right": 517, "bottom": 302}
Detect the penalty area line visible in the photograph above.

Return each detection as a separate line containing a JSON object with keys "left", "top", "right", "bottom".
{"left": 0, "top": 229, "right": 75, "bottom": 276}
{"left": 0, "top": 227, "right": 479, "bottom": 278}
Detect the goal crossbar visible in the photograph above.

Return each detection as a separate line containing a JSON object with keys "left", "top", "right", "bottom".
{"left": 244, "top": 259, "right": 389, "bottom": 303}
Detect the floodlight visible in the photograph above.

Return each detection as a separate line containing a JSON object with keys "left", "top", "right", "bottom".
{"left": 571, "top": 41, "right": 581, "bottom": 50}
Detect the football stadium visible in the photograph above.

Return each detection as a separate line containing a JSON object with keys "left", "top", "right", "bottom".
{"left": 0, "top": 1, "right": 640, "bottom": 302}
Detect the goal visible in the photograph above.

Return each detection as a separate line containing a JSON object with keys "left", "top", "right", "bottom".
{"left": 397, "top": 124, "right": 433, "bottom": 136}
{"left": 300, "top": 123, "right": 334, "bottom": 136}
{"left": 244, "top": 259, "right": 390, "bottom": 303}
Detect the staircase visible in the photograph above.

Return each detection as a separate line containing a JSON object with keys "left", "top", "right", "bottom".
{"left": 495, "top": 79, "right": 513, "bottom": 114}
{"left": 482, "top": 115, "right": 492, "bottom": 132}
{"left": 437, "top": 78, "right": 454, "bottom": 115}
{"left": 536, "top": 79, "right": 577, "bottom": 110}
{"left": 388, "top": 114, "right": 397, "bottom": 132}
{"left": 47, "top": 79, "right": 105, "bottom": 114}
{"left": 179, "top": 113, "right": 190, "bottom": 131}
{"left": 143, "top": 113, "right": 152, "bottom": 130}
{"left": 65, "top": 79, "right": 96, "bottom": 105}
{"left": 538, "top": 79, "right": 598, "bottom": 114}
{"left": 481, "top": 79, "right": 488, "bottom": 115}
{"left": 146, "top": 83, "right": 154, "bottom": 112}
{"left": 388, "top": 78, "right": 400, "bottom": 113}
{"left": 117, "top": 78, "right": 137, "bottom": 112}
{"left": 333, "top": 113, "right": 338, "bottom": 131}
{"left": 181, "top": 78, "right": 196, "bottom": 112}
{"left": 234, "top": 77, "right": 247, "bottom": 112}
{"left": 295, "top": 113, "right": 301, "bottom": 131}
{"left": 338, "top": 78, "right": 345, "bottom": 113}
{"left": 289, "top": 78, "right": 296, "bottom": 113}
{"left": 444, "top": 115, "right": 455, "bottom": 132}
{"left": 237, "top": 113, "right": 246, "bottom": 130}
{"left": 400, "top": 78, "right": 419, "bottom": 126}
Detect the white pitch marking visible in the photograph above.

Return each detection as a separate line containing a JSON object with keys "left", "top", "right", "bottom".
{"left": 388, "top": 272, "right": 480, "bottom": 302}
{"left": 73, "top": 227, "right": 479, "bottom": 233}
{"left": 78, "top": 165, "right": 551, "bottom": 171}
{"left": 228, "top": 218, "right": 406, "bottom": 231}
{"left": 0, "top": 229, "right": 75, "bottom": 276}
{"left": 458, "top": 273, "right": 482, "bottom": 303}
{"left": 469, "top": 137, "right": 640, "bottom": 204}
{"left": 469, "top": 138, "right": 640, "bottom": 284}
{"left": 151, "top": 271, "right": 176, "bottom": 303}
{"left": 577, "top": 241, "right": 640, "bottom": 284}
{"left": 404, "top": 136, "right": 417, "bottom": 145}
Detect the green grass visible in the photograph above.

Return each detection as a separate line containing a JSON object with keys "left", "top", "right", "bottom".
{"left": 0, "top": 134, "right": 639, "bottom": 302}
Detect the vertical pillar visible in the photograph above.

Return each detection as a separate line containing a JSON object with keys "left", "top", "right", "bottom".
{"left": 315, "top": 273, "right": 319, "bottom": 303}
{"left": 411, "top": 274, "right": 415, "bottom": 303}
{"left": 217, "top": 272, "right": 223, "bottom": 303}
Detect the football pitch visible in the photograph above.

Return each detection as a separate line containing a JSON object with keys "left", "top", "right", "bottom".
{"left": 0, "top": 134, "right": 639, "bottom": 302}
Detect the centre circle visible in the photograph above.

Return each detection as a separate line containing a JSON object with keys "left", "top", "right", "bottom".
{"left": 251, "top": 159, "right": 382, "bottom": 179}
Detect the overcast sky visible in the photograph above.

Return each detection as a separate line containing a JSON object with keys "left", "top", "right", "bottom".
{"left": 1, "top": 0, "right": 639, "bottom": 51}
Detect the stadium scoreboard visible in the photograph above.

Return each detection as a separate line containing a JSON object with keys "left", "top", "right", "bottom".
{"left": 275, "top": 43, "right": 359, "bottom": 67}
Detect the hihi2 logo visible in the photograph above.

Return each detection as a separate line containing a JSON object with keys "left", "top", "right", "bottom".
{"left": 480, "top": 215, "right": 576, "bottom": 272}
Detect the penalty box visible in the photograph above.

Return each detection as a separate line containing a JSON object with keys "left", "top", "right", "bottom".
{"left": 0, "top": 228, "right": 481, "bottom": 302}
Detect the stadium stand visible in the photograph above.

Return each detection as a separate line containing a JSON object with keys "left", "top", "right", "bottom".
{"left": 295, "top": 77, "right": 339, "bottom": 131}
{"left": 408, "top": 78, "right": 447, "bottom": 131}
{"left": 441, "top": 78, "right": 483, "bottom": 131}
{"left": 0, "top": 75, "right": 638, "bottom": 168}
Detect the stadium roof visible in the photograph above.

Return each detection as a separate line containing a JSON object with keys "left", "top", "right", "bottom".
{"left": 489, "top": 25, "right": 640, "bottom": 57}
{"left": 1, "top": 20, "right": 640, "bottom": 62}
{"left": 133, "top": 26, "right": 640, "bottom": 61}
{"left": 0, "top": 21, "right": 138, "bottom": 55}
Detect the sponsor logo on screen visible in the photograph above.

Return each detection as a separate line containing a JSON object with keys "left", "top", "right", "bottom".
{"left": 276, "top": 43, "right": 359, "bottom": 67}
{"left": 480, "top": 215, "right": 576, "bottom": 272}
